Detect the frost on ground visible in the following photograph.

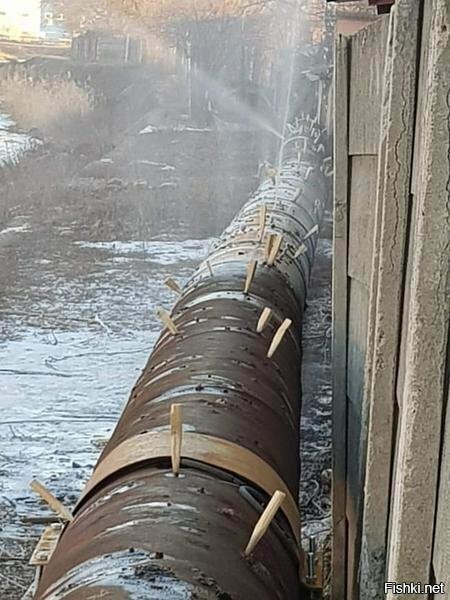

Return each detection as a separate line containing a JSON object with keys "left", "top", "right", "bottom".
{"left": 0, "top": 234, "right": 213, "bottom": 597}
{"left": 0, "top": 101, "right": 269, "bottom": 595}
{"left": 0, "top": 202, "right": 332, "bottom": 600}
{"left": 301, "top": 218, "right": 333, "bottom": 595}
{"left": 74, "top": 238, "right": 215, "bottom": 265}
{"left": 0, "top": 99, "right": 331, "bottom": 598}
{"left": 0, "top": 113, "right": 40, "bottom": 166}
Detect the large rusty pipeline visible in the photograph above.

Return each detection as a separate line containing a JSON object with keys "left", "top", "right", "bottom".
{"left": 35, "top": 119, "right": 328, "bottom": 600}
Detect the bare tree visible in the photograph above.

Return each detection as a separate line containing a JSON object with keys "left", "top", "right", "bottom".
{"left": 49, "top": 0, "right": 110, "bottom": 32}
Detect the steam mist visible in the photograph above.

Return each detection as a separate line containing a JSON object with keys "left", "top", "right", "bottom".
{"left": 0, "top": 1, "right": 332, "bottom": 597}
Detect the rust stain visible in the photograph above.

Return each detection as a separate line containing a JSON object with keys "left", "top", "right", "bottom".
{"left": 36, "top": 120, "right": 328, "bottom": 599}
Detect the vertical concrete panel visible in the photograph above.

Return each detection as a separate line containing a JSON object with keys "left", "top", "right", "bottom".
{"left": 433, "top": 387, "right": 450, "bottom": 591}
{"left": 346, "top": 277, "right": 370, "bottom": 599}
{"left": 331, "top": 34, "right": 349, "bottom": 600}
{"left": 347, "top": 280, "right": 370, "bottom": 416}
{"left": 347, "top": 155, "right": 378, "bottom": 288}
{"left": 387, "top": 0, "right": 450, "bottom": 593}
{"left": 355, "top": 20, "right": 395, "bottom": 598}
{"left": 345, "top": 156, "right": 379, "bottom": 555}
{"left": 358, "top": 1, "right": 420, "bottom": 597}
{"left": 410, "top": 3, "right": 433, "bottom": 198}
{"left": 333, "top": 2, "right": 449, "bottom": 597}
{"left": 345, "top": 19, "right": 389, "bottom": 599}
{"left": 334, "top": 18, "right": 389, "bottom": 598}
{"left": 348, "top": 18, "right": 389, "bottom": 156}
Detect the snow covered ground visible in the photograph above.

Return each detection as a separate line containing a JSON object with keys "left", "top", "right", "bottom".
{"left": 0, "top": 232, "right": 213, "bottom": 574}
{"left": 0, "top": 113, "right": 38, "bottom": 166}
{"left": 0, "top": 92, "right": 331, "bottom": 596}
{"left": 0, "top": 236, "right": 213, "bottom": 503}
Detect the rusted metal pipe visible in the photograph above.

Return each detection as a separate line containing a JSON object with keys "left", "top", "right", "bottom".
{"left": 36, "top": 119, "right": 327, "bottom": 600}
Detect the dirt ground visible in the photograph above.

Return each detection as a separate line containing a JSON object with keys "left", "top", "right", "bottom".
{"left": 0, "top": 61, "right": 331, "bottom": 598}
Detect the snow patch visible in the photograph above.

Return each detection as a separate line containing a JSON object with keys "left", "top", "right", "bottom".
{"left": 74, "top": 238, "right": 216, "bottom": 265}
{"left": 0, "top": 223, "right": 30, "bottom": 236}
{"left": 139, "top": 124, "right": 212, "bottom": 135}
{"left": 0, "top": 113, "right": 41, "bottom": 166}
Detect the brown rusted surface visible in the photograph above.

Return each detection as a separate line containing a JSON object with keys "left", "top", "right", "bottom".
{"left": 37, "top": 468, "right": 300, "bottom": 599}
{"left": 36, "top": 119, "right": 327, "bottom": 599}
{"left": 75, "top": 431, "right": 301, "bottom": 540}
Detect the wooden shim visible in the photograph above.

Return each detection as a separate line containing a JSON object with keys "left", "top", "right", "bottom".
{"left": 294, "top": 244, "right": 307, "bottom": 258}
{"left": 267, "top": 234, "right": 283, "bottom": 266}
{"left": 170, "top": 404, "right": 182, "bottom": 476}
{"left": 303, "top": 224, "right": 319, "bottom": 242}
{"left": 29, "top": 523, "right": 63, "bottom": 566}
{"left": 30, "top": 480, "right": 73, "bottom": 522}
{"left": 244, "top": 490, "right": 286, "bottom": 556}
{"left": 156, "top": 308, "right": 178, "bottom": 335}
{"left": 264, "top": 234, "right": 274, "bottom": 262}
{"left": 244, "top": 259, "right": 257, "bottom": 294}
{"left": 21, "top": 515, "right": 60, "bottom": 525}
{"left": 267, "top": 318, "right": 292, "bottom": 358}
{"left": 265, "top": 163, "right": 277, "bottom": 184}
{"left": 258, "top": 206, "right": 267, "bottom": 242}
{"left": 164, "top": 277, "right": 181, "bottom": 295}
{"left": 256, "top": 307, "right": 272, "bottom": 333}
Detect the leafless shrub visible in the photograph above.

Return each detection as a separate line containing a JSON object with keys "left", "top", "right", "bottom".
{"left": 0, "top": 75, "right": 94, "bottom": 139}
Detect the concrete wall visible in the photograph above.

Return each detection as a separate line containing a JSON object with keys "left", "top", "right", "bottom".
{"left": 332, "top": 1, "right": 450, "bottom": 597}
{"left": 332, "top": 16, "right": 389, "bottom": 599}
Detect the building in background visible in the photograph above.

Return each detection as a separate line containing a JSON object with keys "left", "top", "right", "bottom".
{"left": 326, "top": 0, "right": 396, "bottom": 22}
{"left": 71, "top": 31, "right": 146, "bottom": 64}
{"left": 41, "top": 2, "right": 69, "bottom": 41}
{"left": 0, "top": 1, "right": 69, "bottom": 42}
{"left": 0, "top": 0, "right": 42, "bottom": 41}
{"left": 325, "top": 2, "right": 378, "bottom": 35}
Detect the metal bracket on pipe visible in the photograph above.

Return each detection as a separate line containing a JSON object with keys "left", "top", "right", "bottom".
{"left": 30, "top": 523, "right": 63, "bottom": 566}
{"left": 300, "top": 536, "right": 324, "bottom": 597}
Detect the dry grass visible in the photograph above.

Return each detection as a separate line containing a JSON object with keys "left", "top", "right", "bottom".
{"left": 0, "top": 72, "right": 112, "bottom": 225}
{"left": 0, "top": 75, "right": 94, "bottom": 138}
